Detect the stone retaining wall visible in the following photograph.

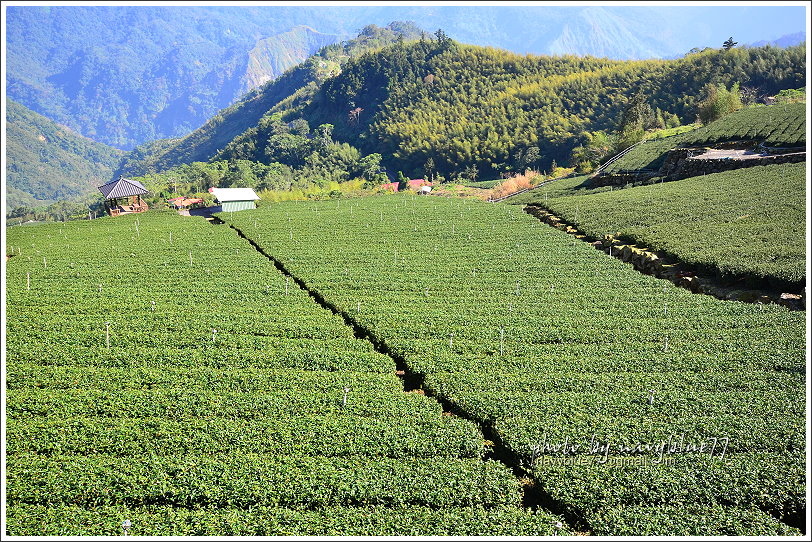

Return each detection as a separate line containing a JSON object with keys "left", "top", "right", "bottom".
{"left": 588, "top": 171, "right": 657, "bottom": 188}
{"left": 523, "top": 205, "right": 805, "bottom": 310}
{"left": 662, "top": 149, "right": 806, "bottom": 180}
{"left": 591, "top": 147, "right": 806, "bottom": 187}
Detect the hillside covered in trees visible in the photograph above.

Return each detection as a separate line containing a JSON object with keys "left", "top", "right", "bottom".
{"left": 5, "top": 7, "right": 360, "bottom": 149}
{"left": 122, "top": 36, "right": 805, "bottom": 184}
{"left": 116, "top": 22, "right": 425, "bottom": 177}
{"left": 5, "top": 99, "right": 124, "bottom": 213}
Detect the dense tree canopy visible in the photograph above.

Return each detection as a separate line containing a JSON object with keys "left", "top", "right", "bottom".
{"left": 122, "top": 38, "right": 805, "bottom": 184}
{"left": 305, "top": 41, "right": 804, "bottom": 178}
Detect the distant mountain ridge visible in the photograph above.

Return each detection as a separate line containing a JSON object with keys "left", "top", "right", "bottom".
{"left": 243, "top": 26, "right": 341, "bottom": 93}
{"left": 6, "top": 5, "right": 804, "bottom": 151}
{"left": 746, "top": 31, "right": 806, "bottom": 49}
{"left": 5, "top": 6, "right": 349, "bottom": 150}
{"left": 546, "top": 7, "right": 673, "bottom": 59}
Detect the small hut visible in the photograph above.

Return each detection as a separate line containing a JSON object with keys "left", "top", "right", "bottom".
{"left": 168, "top": 196, "right": 204, "bottom": 210}
{"left": 98, "top": 177, "right": 149, "bottom": 217}
{"left": 210, "top": 187, "right": 260, "bottom": 212}
{"left": 407, "top": 179, "right": 432, "bottom": 190}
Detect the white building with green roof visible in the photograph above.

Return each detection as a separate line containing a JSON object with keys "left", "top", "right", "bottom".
{"left": 210, "top": 187, "right": 260, "bottom": 212}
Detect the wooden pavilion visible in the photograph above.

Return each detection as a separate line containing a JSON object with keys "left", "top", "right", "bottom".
{"left": 98, "top": 177, "right": 150, "bottom": 217}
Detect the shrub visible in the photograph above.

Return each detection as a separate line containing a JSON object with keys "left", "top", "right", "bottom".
{"left": 697, "top": 82, "right": 743, "bottom": 125}
{"left": 489, "top": 170, "right": 540, "bottom": 199}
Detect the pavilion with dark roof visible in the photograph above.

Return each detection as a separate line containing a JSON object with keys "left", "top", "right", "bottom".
{"left": 98, "top": 176, "right": 150, "bottom": 217}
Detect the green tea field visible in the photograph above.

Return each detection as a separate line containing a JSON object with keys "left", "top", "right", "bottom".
{"left": 225, "top": 195, "right": 804, "bottom": 535}
{"left": 5, "top": 6, "right": 808, "bottom": 538}
{"left": 5, "top": 212, "right": 569, "bottom": 536}
{"left": 5, "top": 194, "right": 807, "bottom": 536}
{"left": 510, "top": 162, "right": 806, "bottom": 289}
{"left": 598, "top": 103, "right": 806, "bottom": 175}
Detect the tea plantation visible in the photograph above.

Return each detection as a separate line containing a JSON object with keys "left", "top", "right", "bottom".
{"left": 5, "top": 194, "right": 806, "bottom": 535}
{"left": 599, "top": 103, "right": 805, "bottom": 174}
{"left": 225, "top": 195, "right": 805, "bottom": 535}
{"left": 5, "top": 212, "right": 570, "bottom": 536}
{"left": 510, "top": 162, "right": 806, "bottom": 288}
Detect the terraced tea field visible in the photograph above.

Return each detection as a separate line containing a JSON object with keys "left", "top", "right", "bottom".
{"left": 5, "top": 212, "right": 568, "bottom": 536}
{"left": 224, "top": 196, "right": 805, "bottom": 534}
{"left": 510, "top": 162, "right": 806, "bottom": 289}
{"left": 225, "top": 195, "right": 805, "bottom": 535}
{"left": 600, "top": 103, "right": 806, "bottom": 174}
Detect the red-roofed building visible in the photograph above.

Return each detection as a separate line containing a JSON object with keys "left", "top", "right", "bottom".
{"left": 380, "top": 182, "right": 399, "bottom": 192}
{"left": 168, "top": 197, "right": 204, "bottom": 209}
{"left": 407, "top": 179, "right": 432, "bottom": 189}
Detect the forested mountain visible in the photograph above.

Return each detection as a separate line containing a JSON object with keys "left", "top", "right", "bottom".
{"left": 116, "top": 23, "right": 425, "bottom": 177}
{"left": 5, "top": 99, "right": 124, "bottom": 212}
{"left": 310, "top": 42, "right": 804, "bottom": 177}
{"left": 127, "top": 38, "right": 804, "bottom": 182}
{"left": 7, "top": 5, "right": 803, "bottom": 151}
{"left": 5, "top": 6, "right": 347, "bottom": 149}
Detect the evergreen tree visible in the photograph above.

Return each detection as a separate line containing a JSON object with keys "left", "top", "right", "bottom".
{"left": 615, "top": 91, "right": 654, "bottom": 151}
{"left": 290, "top": 118, "right": 310, "bottom": 137}
{"left": 424, "top": 157, "right": 435, "bottom": 183}
{"left": 463, "top": 164, "right": 478, "bottom": 183}
{"left": 397, "top": 171, "right": 408, "bottom": 190}
{"left": 523, "top": 146, "right": 540, "bottom": 170}
{"left": 434, "top": 29, "right": 453, "bottom": 50}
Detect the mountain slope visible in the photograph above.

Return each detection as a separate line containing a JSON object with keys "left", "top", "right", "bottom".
{"left": 116, "top": 22, "right": 425, "bottom": 177}
{"left": 7, "top": 5, "right": 803, "bottom": 152}
{"left": 5, "top": 99, "right": 124, "bottom": 212}
{"left": 194, "top": 41, "right": 803, "bottom": 181}
{"left": 243, "top": 26, "right": 341, "bottom": 92}
{"left": 5, "top": 6, "right": 347, "bottom": 149}
{"left": 546, "top": 7, "right": 672, "bottom": 59}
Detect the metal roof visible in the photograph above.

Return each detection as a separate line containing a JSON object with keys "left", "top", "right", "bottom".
{"left": 169, "top": 197, "right": 204, "bottom": 208}
{"left": 98, "top": 177, "right": 149, "bottom": 199}
{"left": 210, "top": 187, "right": 259, "bottom": 202}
